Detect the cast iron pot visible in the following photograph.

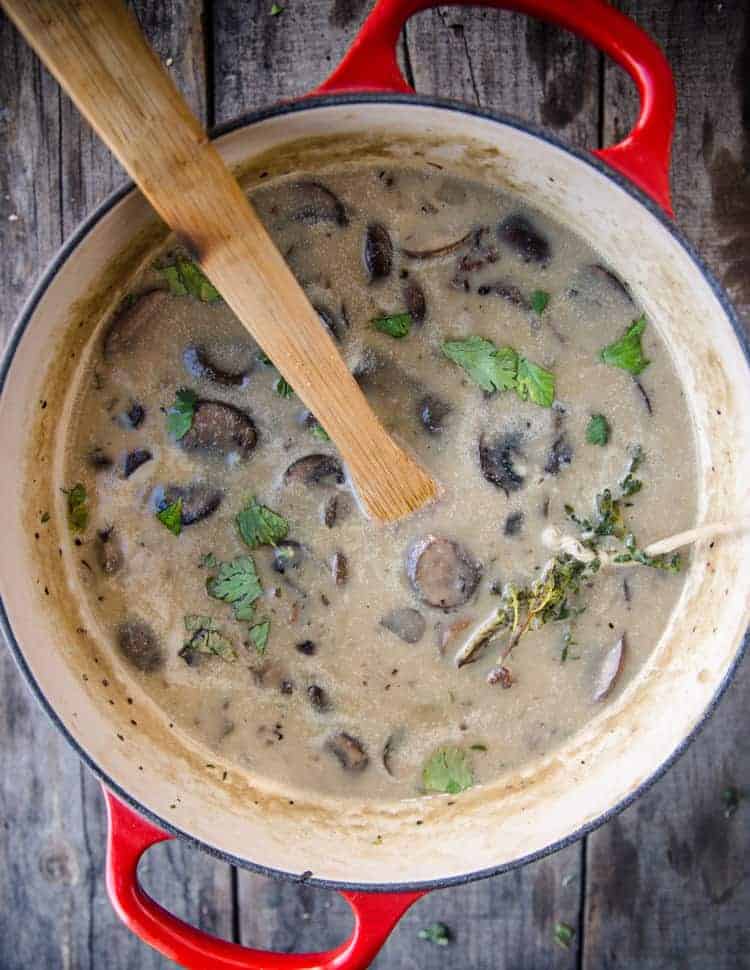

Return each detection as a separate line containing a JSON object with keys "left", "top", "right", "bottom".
{"left": 1, "top": 0, "right": 749, "bottom": 967}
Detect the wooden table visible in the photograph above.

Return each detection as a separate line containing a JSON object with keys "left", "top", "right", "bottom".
{"left": 0, "top": 2, "right": 747, "bottom": 967}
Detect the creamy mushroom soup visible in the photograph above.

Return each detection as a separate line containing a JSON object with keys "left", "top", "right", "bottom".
{"left": 58, "top": 163, "right": 696, "bottom": 800}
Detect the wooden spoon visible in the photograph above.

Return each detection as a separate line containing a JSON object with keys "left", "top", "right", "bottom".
{"left": 3, "top": 0, "right": 438, "bottom": 523}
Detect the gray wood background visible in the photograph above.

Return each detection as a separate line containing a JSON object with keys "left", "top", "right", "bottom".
{"left": 0, "top": 1, "right": 748, "bottom": 967}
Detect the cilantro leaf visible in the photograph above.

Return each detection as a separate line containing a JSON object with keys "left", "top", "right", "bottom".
{"left": 236, "top": 497, "right": 289, "bottom": 549}
{"left": 310, "top": 422, "right": 330, "bottom": 441}
{"left": 372, "top": 312, "right": 412, "bottom": 339}
{"left": 270, "top": 2, "right": 283, "bottom": 13}
{"left": 166, "top": 388, "right": 197, "bottom": 440}
{"left": 275, "top": 377, "right": 294, "bottom": 398}
{"left": 161, "top": 259, "right": 221, "bottom": 302}
{"left": 157, "top": 498, "right": 182, "bottom": 536}
{"left": 442, "top": 336, "right": 518, "bottom": 393}
{"left": 516, "top": 356, "right": 555, "bottom": 408}
{"left": 180, "top": 615, "right": 236, "bottom": 662}
{"left": 207, "top": 555, "right": 262, "bottom": 622}
{"left": 422, "top": 746, "right": 474, "bottom": 794}
{"left": 66, "top": 483, "right": 88, "bottom": 533}
{"left": 199, "top": 552, "right": 218, "bottom": 569}
{"left": 249, "top": 619, "right": 270, "bottom": 655}
{"left": 530, "top": 289, "right": 550, "bottom": 315}
{"left": 418, "top": 923, "right": 451, "bottom": 946}
{"left": 600, "top": 315, "right": 650, "bottom": 375}
{"left": 554, "top": 922, "right": 575, "bottom": 950}
{"left": 586, "top": 413, "right": 610, "bottom": 446}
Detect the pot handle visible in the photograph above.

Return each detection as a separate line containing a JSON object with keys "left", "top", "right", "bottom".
{"left": 315, "top": 0, "right": 676, "bottom": 215}
{"left": 104, "top": 788, "right": 425, "bottom": 970}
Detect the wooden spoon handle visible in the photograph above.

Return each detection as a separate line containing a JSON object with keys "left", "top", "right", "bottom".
{"left": 3, "top": 0, "right": 437, "bottom": 522}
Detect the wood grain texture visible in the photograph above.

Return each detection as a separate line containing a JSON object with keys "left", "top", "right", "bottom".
{"left": 0, "top": 5, "right": 232, "bottom": 969}
{"left": 583, "top": 3, "right": 750, "bottom": 968}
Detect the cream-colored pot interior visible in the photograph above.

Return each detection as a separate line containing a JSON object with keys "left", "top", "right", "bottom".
{"left": 1, "top": 101, "right": 748, "bottom": 888}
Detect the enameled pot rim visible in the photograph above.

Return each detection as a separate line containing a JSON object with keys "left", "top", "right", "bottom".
{"left": 1, "top": 92, "right": 747, "bottom": 893}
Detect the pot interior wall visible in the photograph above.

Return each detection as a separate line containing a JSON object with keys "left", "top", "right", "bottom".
{"left": 1, "top": 101, "right": 748, "bottom": 887}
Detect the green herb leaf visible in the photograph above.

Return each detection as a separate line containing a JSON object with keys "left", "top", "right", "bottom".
{"left": 554, "top": 922, "right": 575, "bottom": 949}
{"left": 310, "top": 423, "right": 330, "bottom": 441}
{"left": 442, "top": 336, "right": 518, "bottom": 393}
{"left": 600, "top": 315, "right": 650, "bottom": 375}
{"left": 422, "top": 746, "right": 474, "bottom": 794}
{"left": 516, "top": 356, "right": 555, "bottom": 408}
{"left": 269, "top": 2, "right": 283, "bottom": 13}
{"left": 199, "top": 552, "right": 218, "bottom": 569}
{"left": 418, "top": 923, "right": 451, "bottom": 947}
{"left": 181, "top": 615, "right": 236, "bottom": 661}
{"left": 157, "top": 498, "right": 182, "bottom": 536}
{"left": 586, "top": 413, "right": 610, "bottom": 446}
{"left": 257, "top": 351, "right": 273, "bottom": 367}
{"left": 372, "top": 312, "right": 412, "bottom": 339}
{"left": 275, "top": 377, "right": 294, "bottom": 398}
{"left": 207, "top": 555, "right": 262, "bottom": 622}
{"left": 161, "top": 259, "right": 221, "bottom": 302}
{"left": 530, "top": 289, "right": 550, "bottom": 316}
{"left": 249, "top": 619, "right": 270, "bottom": 655}
{"left": 236, "top": 497, "right": 289, "bottom": 549}
{"left": 620, "top": 444, "right": 644, "bottom": 496}
{"left": 722, "top": 785, "right": 742, "bottom": 819}
{"left": 469, "top": 743, "right": 487, "bottom": 752}
{"left": 66, "top": 483, "right": 88, "bottom": 533}
{"left": 166, "top": 388, "right": 197, "bottom": 440}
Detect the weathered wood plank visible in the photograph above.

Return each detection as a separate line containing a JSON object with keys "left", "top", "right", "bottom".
{"left": 583, "top": 4, "right": 750, "bottom": 968}
{"left": 0, "top": 5, "right": 233, "bottom": 968}
{"left": 211, "top": 0, "right": 370, "bottom": 124}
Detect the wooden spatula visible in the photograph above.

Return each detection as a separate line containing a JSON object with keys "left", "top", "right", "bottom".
{"left": 3, "top": 0, "right": 438, "bottom": 523}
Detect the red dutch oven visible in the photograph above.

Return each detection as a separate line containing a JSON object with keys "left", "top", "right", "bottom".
{"left": 1, "top": 1, "right": 749, "bottom": 968}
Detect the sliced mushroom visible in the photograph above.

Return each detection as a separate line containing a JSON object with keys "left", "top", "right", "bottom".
{"left": 295, "top": 639, "right": 317, "bottom": 656}
{"left": 103, "top": 290, "right": 169, "bottom": 359}
{"left": 117, "top": 619, "right": 163, "bottom": 673}
{"left": 323, "top": 495, "right": 338, "bottom": 528}
{"left": 479, "top": 433, "right": 525, "bottom": 494}
{"left": 363, "top": 223, "right": 393, "bottom": 281}
{"left": 326, "top": 732, "right": 369, "bottom": 772}
{"left": 594, "top": 635, "right": 625, "bottom": 701}
{"left": 381, "top": 607, "right": 426, "bottom": 644}
{"left": 307, "top": 684, "right": 331, "bottom": 712}
{"left": 272, "top": 540, "right": 304, "bottom": 573}
{"left": 418, "top": 394, "right": 450, "bottom": 435}
{"left": 183, "top": 345, "right": 251, "bottom": 387}
{"left": 120, "top": 402, "right": 145, "bottom": 429}
{"left": 331, "top": 551, "right": 348, "bottom": 586}
{"left": 284, "top": 454, "right": 345, "bottom": 487}
{"left": 407, "top": 536, "right": 480, "bottom": 610}
{"left": 476, "top": 281, "right": 529, "bottom": 308}
{"left": 284, "top": 180, "right": 348, "bottom": 227}
{"left": 544, "top": 436, "right": 573, "bottom": 475}
{"left": 161, "top": 483, "right": 223, "bottom": 525}
{"left": 401, "top": 228, "right": 474, "bottom": 260}
{"left": 382, "top": 728, "right": 406, "bottom": 776}
{"left": 122, "top": 448, "right": 153, "bottom": 479}
{"left": 96, "top": 527, "right": 122, "bottom": 575}
{"left": 456, "top": 227, "right": 498, "bottom": 272}
{"left": 504, "top": 511, "right": 524, "bottom": 536}
{"left": 180, "top": 400, "right": 257, "bottom": 460}
{"left": 498, "top": 214, "right": 551, "bottom": 264}
{"left": 403, "top": 280, "right": 427, "bottom": 324}
{"left": 88, "top": 447, "right": 113, "bottom": 470}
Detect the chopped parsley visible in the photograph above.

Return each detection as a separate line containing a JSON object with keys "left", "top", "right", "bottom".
{"left": 236, "top": 497, "right": 289, "bottom": 549}
{"left": 372, "top": 312, "right": 412, "bottom": 339}
{"left": 554, "top": 922, "right": 575, "bottom": 949}
{"left": 600, "top": 315, "right": 650, "bottom": 375}
{"left": 166, "top": 388, "right": 197, "bottom": 440}
{"left": 620, "top": 445, "right": 644, "bottom": 496}
{"left": 66, "top": 484, "right": 88, "bottom": 533}
{"left": 530, "top": 289, "right": 550, "bottom": 315}
{"left": 161, "top": 259, "right": 221, "bottom": 302}
{"left": 442, "top": 335, "right": 555, "bottom": 407}
{"left": 249, "top": 619, "right": 270, "bottom": 655}
{"left": 422, "top": 746, "right": 474, "bottom": 794}
{"left": 275, "top": 377, "right": 294, "bottom": 398}
{"left": 156, "top": 498, "right": 182, "bottom": 536}
{"left": 586, "top": 413, "right": 610, "bottom": 446}
{"left": 207, "top": 555, "right": 262, "bottom": 622}
{"left": 270, "top": 2, "right": 283, "bottom": 13}
{"left": 199, "top": 552, "right": 218, "bottom": 569}
{"left": 418, "top": 923, "right": 451, "bottom": 946}
{"left": 310, "top": 422, "right": 330, "bottom": 441}
{"left": 180, "top": 615, "right": 236, "bottom": 662}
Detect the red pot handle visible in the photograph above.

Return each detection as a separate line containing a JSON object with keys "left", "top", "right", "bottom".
{"left": 104, "top": 788, "right": 426, "bottom": 970}
{"left": 315, "top": 0, "right": 675, "bottom": 215}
